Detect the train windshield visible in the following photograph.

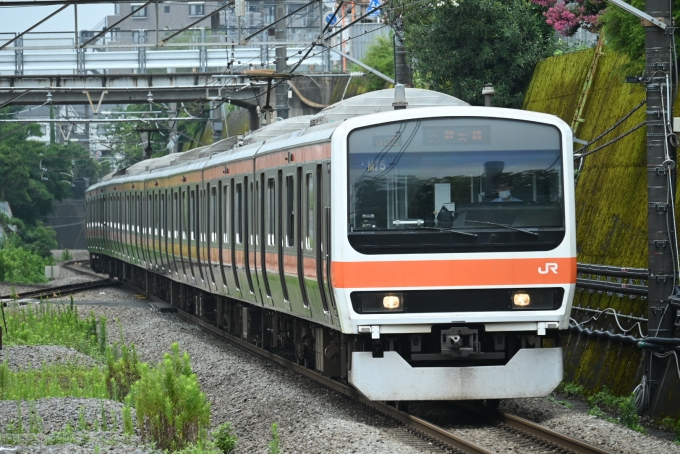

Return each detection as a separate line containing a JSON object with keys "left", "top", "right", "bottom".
{"left": 347, "top": 117, "right": 565, "bottom": 254}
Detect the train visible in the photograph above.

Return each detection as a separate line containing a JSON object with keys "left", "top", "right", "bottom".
{"left": 85, "top": 86, "right": 576, "bottom": 403}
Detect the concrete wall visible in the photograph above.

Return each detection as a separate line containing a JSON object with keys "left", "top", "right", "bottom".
{"left": 524, "top": 48, "right": 680, "bottom": 418}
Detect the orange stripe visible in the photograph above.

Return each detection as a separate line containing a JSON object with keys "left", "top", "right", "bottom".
{"left": 331, "top": 257, "right": 576, "bottom": 289}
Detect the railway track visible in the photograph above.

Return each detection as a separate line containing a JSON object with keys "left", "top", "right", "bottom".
{"left": 0, "top": 261, "right": 115, "bottom": 302}
{"left": 1, "top": 263, "right": 612, "bottom": 453}
{"left": 175, "top": 309, "right": 612, "bottom": 454}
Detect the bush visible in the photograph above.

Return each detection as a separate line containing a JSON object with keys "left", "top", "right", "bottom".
{"left": 212, "top": 422, "right": 237, "bottom": 453}
{"left": 129, "top": 343, "right": 211, "bottom": 451}
{"left": 0, "top": 243, "right": 50, "bottom": 284}
{"left": 19, "top": 223, "right": 57, "bottom": 260}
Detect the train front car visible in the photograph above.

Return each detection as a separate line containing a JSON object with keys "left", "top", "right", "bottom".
{"left": 332, "top": 106, "right": 575, "bottom": 401}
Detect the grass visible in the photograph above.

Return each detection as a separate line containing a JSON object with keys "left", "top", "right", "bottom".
{"left": 0, "top": 302, "right": 107, "bottom": 360}
{"left": 553, "top": 382, "right": 646, "bottom": 433}
{"left": 0, "top": 301, "right": 244, "bottom": 453}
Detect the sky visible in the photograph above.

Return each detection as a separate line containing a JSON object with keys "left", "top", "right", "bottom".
{"left": 0, "top": 3, "right": 114, "bottom": 35}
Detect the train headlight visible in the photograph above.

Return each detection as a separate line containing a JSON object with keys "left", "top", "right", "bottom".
{"left": 361, "top": 293, "right": 404, "bottom": 313}
{"left": 512, "top": 291, "right": 531, "bottom": 308}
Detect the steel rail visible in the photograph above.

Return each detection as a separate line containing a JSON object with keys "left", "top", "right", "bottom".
{"left": 175, "top": 309, "right": 491, "bottom": 454}
{"left": 493, "top": 411, "right": 611, "bottom": 454}
{"left": 0, "top": 278, "right": 118, "bottom": 302}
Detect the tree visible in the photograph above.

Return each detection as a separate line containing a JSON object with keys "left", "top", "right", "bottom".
{"left": 358, "top": 34, "right": 395, "bottom": 92}
{"left": 530, "top": 0, "right": 605, "bottom": 36}
{"left": 402, "top": 0, "right": 556, "bottom": 108}
{"left": 600, "top": 0, "right": 680, "bottom": 72}
{"left": 0, "top": 108, "right": 104, "bottom": 225}
{"left": 103, "top": 102, "right": 209, "bottom": 169}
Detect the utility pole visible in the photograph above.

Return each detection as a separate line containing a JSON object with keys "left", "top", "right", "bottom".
{"left": 275, "top": 0, "right": 289, "bottom": 120}
{"left": 386, "top": 0, "right": 411, "bottom": 87}
{"left": 643, "top": 0, "right": 676, "bottom": 414}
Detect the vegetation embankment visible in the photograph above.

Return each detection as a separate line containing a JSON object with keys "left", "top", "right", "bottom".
{"left": 0, "top": 302, "right": 248, "bottom": 453}
{"left": 552, "top": 382, "right": 680, "bottom": 443}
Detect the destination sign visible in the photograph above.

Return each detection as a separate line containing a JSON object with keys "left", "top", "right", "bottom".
{"left": 423, "top": 125, "right": 490, "bottom": 145}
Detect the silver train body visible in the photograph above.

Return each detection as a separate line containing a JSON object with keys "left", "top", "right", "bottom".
{"left": 86, "top": 88, "right": 576, "bottom": 401}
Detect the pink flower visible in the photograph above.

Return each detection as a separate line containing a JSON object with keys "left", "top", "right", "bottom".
{"left": 531, "top": 0, "right": 605, "bottom": 36}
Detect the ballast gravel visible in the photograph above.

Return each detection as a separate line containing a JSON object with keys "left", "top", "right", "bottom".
{"left": 2, "top": 287, "right": 680, "bottom": 453}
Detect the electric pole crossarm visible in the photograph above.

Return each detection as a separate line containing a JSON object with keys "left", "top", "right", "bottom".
{"left": 608, "top": 0, "right": 668, "bottom": 29}
{"left": 322, "top": 45, "right": 395, "bottom": 84}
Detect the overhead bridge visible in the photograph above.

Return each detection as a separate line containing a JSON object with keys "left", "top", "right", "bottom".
{"left": 0, "top": 72, "right": 269, "bottom": 107}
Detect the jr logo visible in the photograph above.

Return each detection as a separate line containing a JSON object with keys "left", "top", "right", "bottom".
{"left": 538, "top": 263, "right": 559, "bottom": 275}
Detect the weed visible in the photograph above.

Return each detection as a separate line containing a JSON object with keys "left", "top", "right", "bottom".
{"left": 122, "top": 396, "right": 134, "bottom": 436}
{"left": 268, "top": 423, "right": 280, "bottom": 454}
{"left": 61, "top": 249, "right": 73, "bottom": 261}
{"left": 588, "top": 405, "right": 606, "bottom": 418}
{"left": 619, "top": 394, "right": 645, "bottom": 433}
{"left": 78, "top": 406, "right": 87, "bottom": 431}
{"left": 212, "top": 422, "right": 238, "bottom": 453}
{"left": 588, "top": 386, "right": 624, "bottom": 410}
{"left": 557, "top": 381, "right": 585, "bottom": 398}
{"left": 45, "top": 423, "right": 76, "bottom": 445}
{"left": 1, "top": 303, "right": 106, "bottom": 360}
{"left": 547, "top": 396, "right": 573, "bottom": 409}
{"left": 130, "top": 343, "right": 211, "bottom": 451}
{"left": 661, "top": 417, "right": 680, "bottom": 442}
{"left": 28, "top": 400, "right": 43, "bottom": 433}
{"left": 100, "top": 400, "right": 109, "bottom": 431}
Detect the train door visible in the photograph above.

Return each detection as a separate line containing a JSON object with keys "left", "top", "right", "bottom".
{"left": 150, "top": 192, "right": 157, "bottom": 269}
{"left": 219, "top": 180, "right": 232, "bottom": 293}
{"left": 295, "top": 166, "right": 310, "bottom": 309}
{"left": 157, "top": 191, "right": 166, "bottom": 271}
{"left": 303, "top": 163, "right": 333, "bottom": 323}
{"left": 321, "top": 161, "right": 338, "bottom": 318}
{"left": 162, "top": 190, "right": 169, "bottom": 272}
{"left": 277, "top": 170, "right": 290, "bottom": 307}
{"left": 181, "top": 188, "right": 191, "bottom": 281}
{"left": 206, "top": 183, "right": 219, "bottom": 292}
{"left": 284, "top": 167, "right": 311, "bottom": 317}
{"left": 232, "top": 178, "right": 242, "bottom": 295}
{"left": 259, "top": 171, "right": 273, "bottom": 305}
{"left": 249, "top": 176, "right": 264, "bottom": 304}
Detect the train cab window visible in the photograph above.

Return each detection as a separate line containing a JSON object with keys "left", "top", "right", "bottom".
{"left": 347, "top": 117, "right": 565, "bottom": 254}
{"left": 305, "top": 172, "right": 314, "bottom": 250}
{"left": 211, "top": 187, "right": 217, "bottom": 243}
{"left": 267, "top": 178, "right": 275, "bottom": 246}
{"left": 285, "top": 175, "right": 294, "bottom": 247}
{"left": 235, "top": 183, "right": 242, "bottom": 244}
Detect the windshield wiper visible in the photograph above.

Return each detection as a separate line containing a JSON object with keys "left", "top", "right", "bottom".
{"left": 410, "top": 227, "right": 478, "bottom": 237}
{"left": 464, "top": 220, "right": 539, "bottom": 237}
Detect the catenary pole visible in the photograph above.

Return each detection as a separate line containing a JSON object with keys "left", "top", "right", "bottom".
{"left": 643, "top": 0, "right": 676, "bottom": 413}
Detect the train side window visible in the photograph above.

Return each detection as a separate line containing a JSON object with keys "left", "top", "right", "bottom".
{"left": 211, "top": 187, "right": 217, "bottom": 243}
{"left": 182, "top": 190, "right": 187, "bottom": 240}
{"left": 190, "top": 190, "right": 195, "bottom": 241}
{"left": 222, "top": 184, "right": 229, "bottom": 244}
{"left": 161, "top": 193, "right": 165, "bottom": 238}
{"left": 235, "top": 183, "right": 242, "bottom": 244}
{"left": 154, "top": 194, "right": 159, "bottom": 236}
{"left": 306, "top": 172, "right": 314, "bottom": 249}
{"left": 250, "top": 181, "right": 255, "bottom": 246}
{"left": 267, "top": 178, "right": 275, "bottom": 246}
{"left": 173, "top": 191, "right": 178, "bottom": 239}
{"left": 286, "top": 175, "right": 294, "bottom": 247}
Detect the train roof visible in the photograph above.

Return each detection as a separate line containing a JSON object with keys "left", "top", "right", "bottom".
{"left": 90, "top": 87, "right": 468, "bottom": 190}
